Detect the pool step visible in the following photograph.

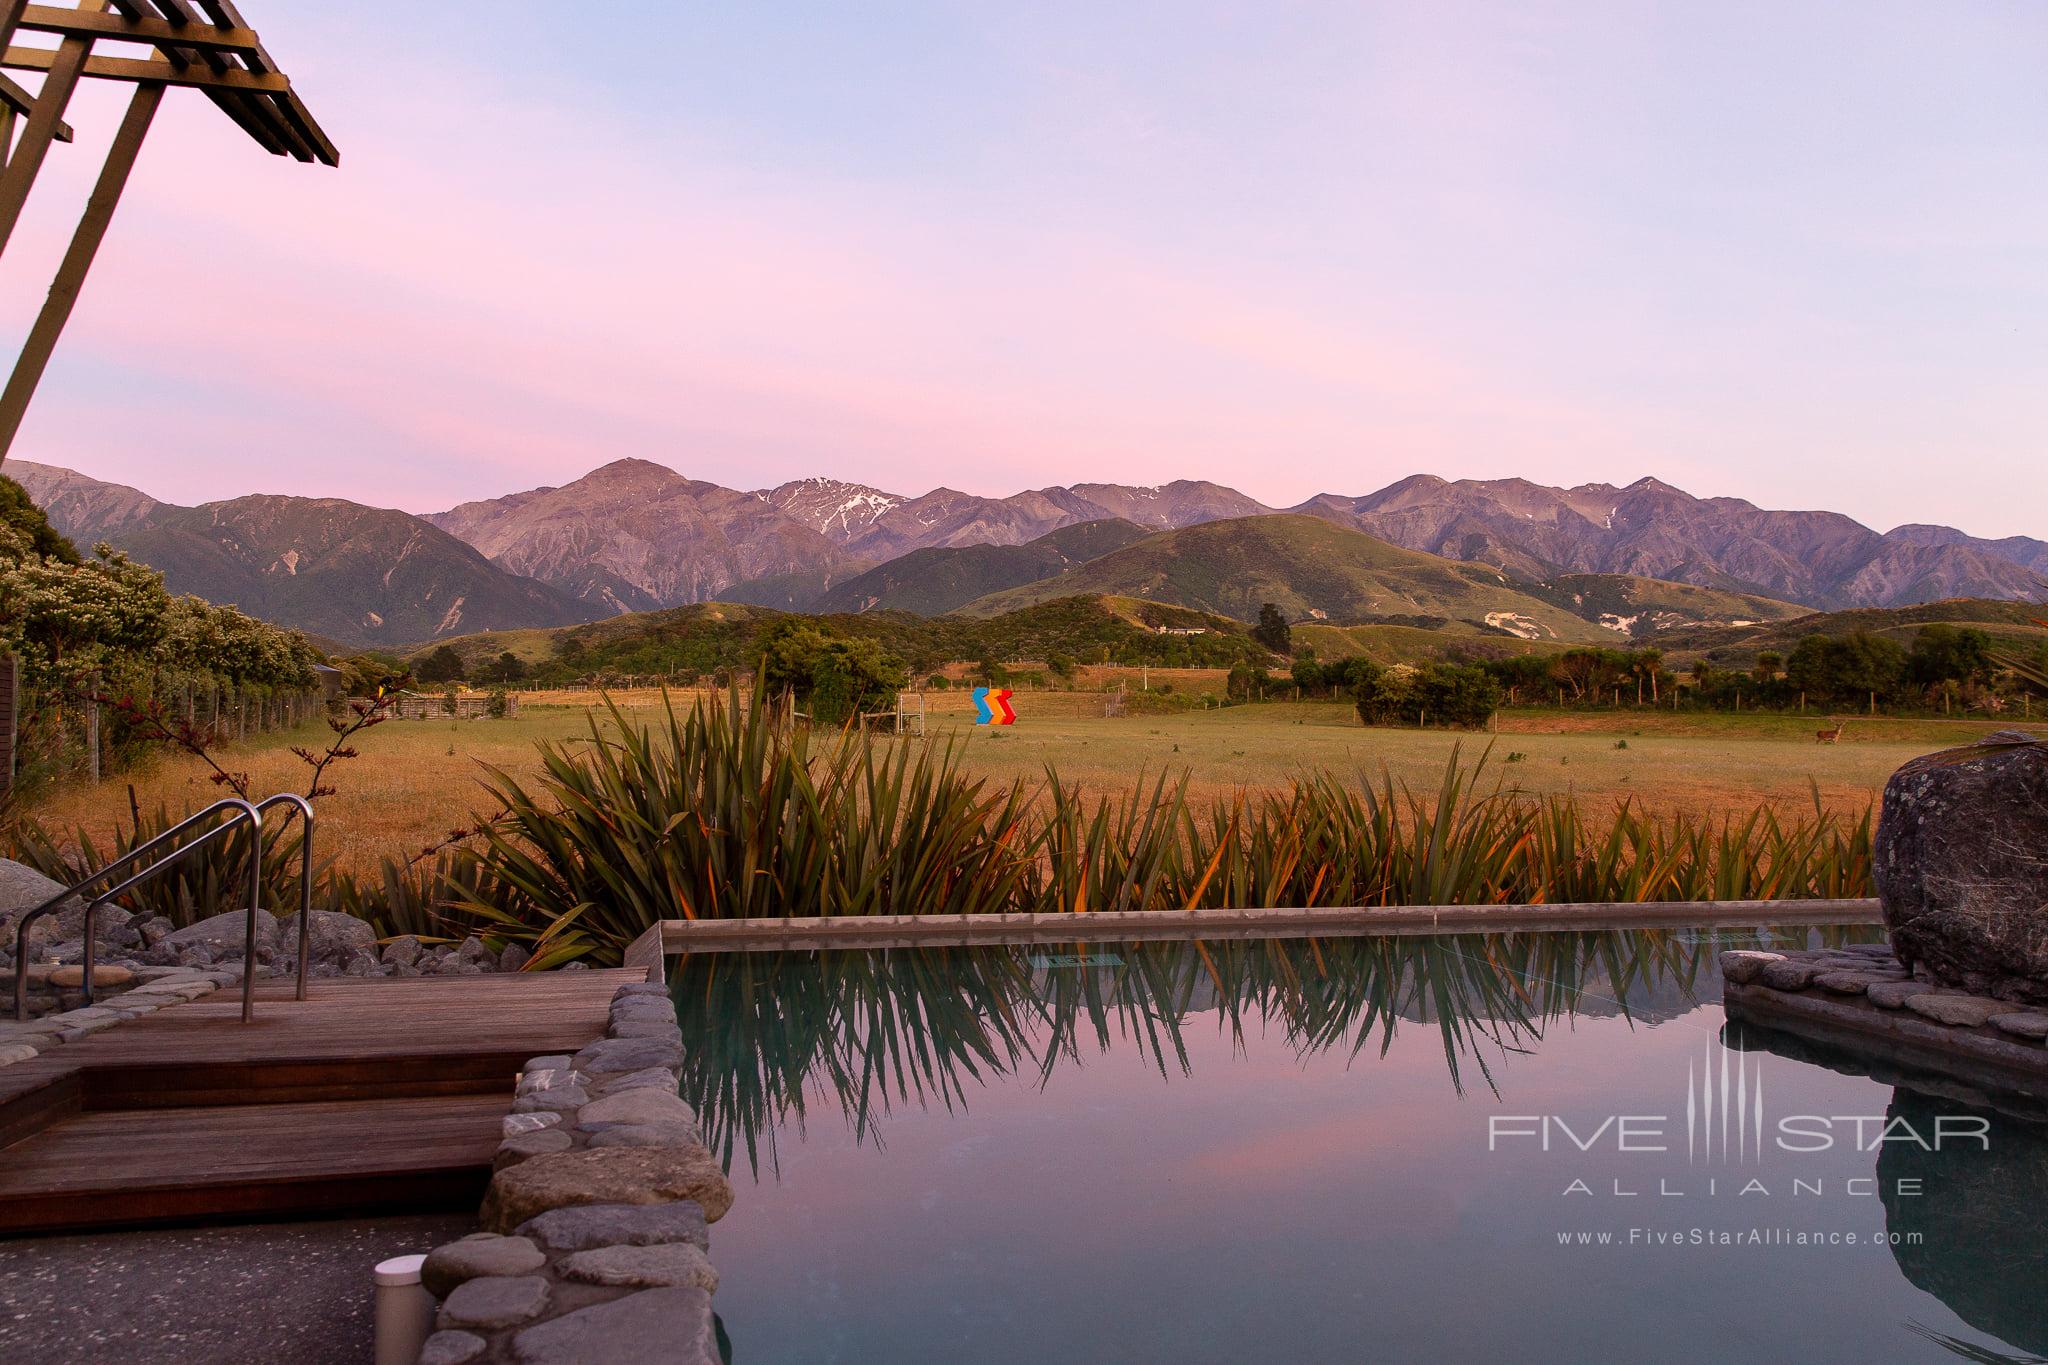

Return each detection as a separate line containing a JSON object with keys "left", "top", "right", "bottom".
{"left": 0, "top": 1093, "right": 504, "bottom": 1234}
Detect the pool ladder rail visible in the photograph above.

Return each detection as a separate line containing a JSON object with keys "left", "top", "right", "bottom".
{"left": 11, "top": 794, "right": 318, "bottom": 1025}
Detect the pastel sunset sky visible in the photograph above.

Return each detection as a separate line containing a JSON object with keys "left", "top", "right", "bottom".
{"left": 1, "top": 2, "right": 2042, "bottom": 535}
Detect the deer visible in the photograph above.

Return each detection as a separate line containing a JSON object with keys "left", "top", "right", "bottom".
{"left": 1816, "top": 720, "right": 1845, "bottom": 745}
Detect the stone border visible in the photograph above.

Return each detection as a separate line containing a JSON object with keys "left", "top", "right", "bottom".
{"left": 648, "top": 897, "right": 1884, "bottom": 955}
{"left": 1720, "top": 946, "right": 2048, "bottom": 1100}
{"left": 0, "top": 966, "right": 243, "bottom": 1066}
{"left": 414, "top": 981, "right": 733, "bottom": 1364}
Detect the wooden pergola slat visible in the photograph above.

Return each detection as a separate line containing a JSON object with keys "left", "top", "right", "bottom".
{"left": 17, "top": 3, "right": 257, "bottom": 52}
{"left": 0, "top": 0, "right": 335, "bottom": 467}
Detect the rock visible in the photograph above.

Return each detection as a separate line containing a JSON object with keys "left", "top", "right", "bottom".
{"left": 586, "top": 1123, "right": 706, "bottom": 1150}
{"left": 500, "top": 943, "right": 531, "bottom": 974}
{"left": 382, "top": 935, "right": 424, "bottom": 968}
{"left": 496, "top": 1130, "right": 576, "bottom": 1169}
{"left": 1877, "top": 733, "right": 2048, "bottom": 1005}
{"left": 421, "top": 1235, "right": 547, "bottom": 1298}
{"left": 573, "top": 1088, "right": 694, "bottom": 1130}
{"left": 274, "top": 910, "right": 377, "bottom": 967}
{"left": 455, "top": 935, "right": 496, "bottom": 969}
{"left": 418, "top": 1330, "right": 489, "bottom": 1365}
{"left": 613, "top": 982, "right": 668, "bottom": 998}
{"left": 1904, "top": 994, "right": 2011, "bottom": 1028}
{"left": 517, "top": 1068, "right": 588, "bottom": 1096}
{"left": 0, "top": 859, "right": 83, "bottom": 953}
{"left": 480, "top": 1147, "right": 735, "bottom": 1233}
{"left": 1759, "top": 959, "right": 1820, "bottom": 992}
{"left": 98, "top": 907, "right": 141, "bottom": 949}
{"left": 1717, "top": 951, "right": 1785, "bottom": 985}
{"left": 609, "top": 998, "right": 676, "bottom": 1022}
{"left": 559, "top": 1242, "right": 719, "bottom": 1292}
{"left": 508, "top": 1287, "right": 719, "bottom": 1365}
{"left": 606, "top": 1019, "right": 681, "bottom": 1041}
{"left": 1868, "top": 981, "right": 1938, "bottom": 1010}
{"left": 572, "top": 1036, "right": 684, "bottom": 1076}
{"left": 46, "top": 964, "right": 134, "bottom": 989}
{"left": 512, "top": 1086, "right": 589, "bottom": 1114}
{"left": 437, "top": 1274, "right": 552, "bottom": 1330}
{"left": 524, "top": 1055, "right": 574, "bottom": 1073}
{"left": 594, "top": 1067, "right": 680, "bottom": 1094}
{"left": 503, "top": 1112, "right": 563, "bottom": 1137}
{"left": 515, "top": 1201, "right": 710, "bottom": 1254}
{"left": 1989, "top": 1013, "right": 2048, "bottom": 1041}
{"left": 1813, "top": 971, "right": 1878, "bottom": 995}
{"left": 164, "top": 909, "right": 277, "bottom": 959}
{"left": 342, "top": 949, "right": 381, "bottom": 977}
{"left": 137, "top": 916, "right": 174, "bottom": 946}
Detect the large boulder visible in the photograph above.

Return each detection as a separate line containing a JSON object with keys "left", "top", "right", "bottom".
{"left": 1875, "top": 732, "right": 2048, "bottom": 1005}
{"left": 0, "top": 858, "right": 83, "bottom": 955}
{"left": 273, "top": 909, "right": 377, "bottom": 967}
{"left": 164, "top": 908, "right": 279, "bottom": 960}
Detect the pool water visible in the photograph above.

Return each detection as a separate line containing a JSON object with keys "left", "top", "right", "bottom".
{"left": 669, "top": 927, "right": 2048, "bottom": 1364}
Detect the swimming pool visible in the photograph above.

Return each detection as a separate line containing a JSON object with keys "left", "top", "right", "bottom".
{"left": 669, "top": 926, "right": 2047, "bottom": 1363}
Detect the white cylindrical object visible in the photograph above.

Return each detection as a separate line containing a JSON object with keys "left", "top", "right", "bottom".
{"left": 373, "top": 1253, "right": 436, "bottom": 1365}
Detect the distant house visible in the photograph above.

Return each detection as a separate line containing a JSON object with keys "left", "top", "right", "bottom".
{"left": 1155, "top": 626, "right": 1208, "bottom": 637}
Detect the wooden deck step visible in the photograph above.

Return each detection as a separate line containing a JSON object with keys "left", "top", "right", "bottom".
{"left": 0, "top": 1093, "right": 507, "bottom": 1234}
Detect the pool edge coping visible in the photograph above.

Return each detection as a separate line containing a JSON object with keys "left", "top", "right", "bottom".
{"left": 633, "top": 898, "right": 1882, "bottom": 963}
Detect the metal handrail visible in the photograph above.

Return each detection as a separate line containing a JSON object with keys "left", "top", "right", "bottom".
{"left": 253, "top": 793, "right": 316, "bottom": 1003}
{"left": 13, "top": 797, "right": 258, "bottom": 1022}
{"left": 13, "top": 793, "right": 318, "bottom": 1024}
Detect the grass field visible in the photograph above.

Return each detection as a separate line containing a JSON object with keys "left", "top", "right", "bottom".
{"left": 25, "top": 695, "right": 2036, "bottom": 874}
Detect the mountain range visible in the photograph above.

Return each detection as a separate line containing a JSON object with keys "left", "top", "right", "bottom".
{"left": 8, "top": 456, "right": 2041, "bottom": 647}
{"left": 7, "top": 461, "right": 599, "bottom": 647}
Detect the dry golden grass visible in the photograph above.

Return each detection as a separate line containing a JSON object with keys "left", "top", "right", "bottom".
{"left": 25, "top": 697, "right": 2036, "bottom": 874}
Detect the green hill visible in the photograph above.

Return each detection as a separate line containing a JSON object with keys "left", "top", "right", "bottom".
{"left": 1654, "top": 599, "right": 2048, "bottom": 668}
{"left": 1514, "top": 574, "right": 1806, "bottom": 637}
{"left": 807, "top": 518, "right": 1152, "bottom": 616}
{"left": 958, "top": 515, "right": 1613, "bottom": 643}
{"left": 409, "top": 594, "right": 1264, "bottom": 682}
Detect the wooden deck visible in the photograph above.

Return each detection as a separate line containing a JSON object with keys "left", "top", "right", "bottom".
{"left": 0, "top": 968, "right": 644, "bottom": 1235}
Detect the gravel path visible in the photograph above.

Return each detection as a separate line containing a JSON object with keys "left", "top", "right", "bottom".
{"left": 0, "top": 1213, "right": 475, "bottom": 1364}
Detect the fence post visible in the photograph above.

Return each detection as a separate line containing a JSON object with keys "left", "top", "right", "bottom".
{"left": 0, "top": 653, "right": 15, "bottom": 803}
{"left": 86, "top": 682, "right": 101, "bottom": 783}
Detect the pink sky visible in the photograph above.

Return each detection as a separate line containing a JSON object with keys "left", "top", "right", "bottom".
{"left": 0, "top": 3, "right": 2041, "bottom": 536}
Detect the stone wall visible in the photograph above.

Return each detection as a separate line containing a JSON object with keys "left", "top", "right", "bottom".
{"left": 415, "top": 981, "right": 734, "bottom": 1364}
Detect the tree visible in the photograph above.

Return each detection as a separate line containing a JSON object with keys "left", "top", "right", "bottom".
{"left": 1417, "top": 663, "right": 1503, "bottom": 727}
{"left": 1290, "top": 657, "right": 1325, "bottom": 694}
{"left": 758, "top": 619, "right": 904, "bottom": 724}
{"left": 0, "top": 476, "right": 78, "bottom": 564}
{"left": 415, "top": 645, "right": 465, "bottom": 684}
{"left": 478, "top": 651, "right": 528, "bottom": 684}
{"left": 1906, "top": 625, "right": 1992, "bottom": 689}
{"left": 1787, "top": 631, "right": 1906, "bottom": 705}
{"left": 1754, "top": 651, "right": 1783, "bottom": 683}
{"left": 1046, "top": 652, "right": 1076, "bottom": 683}
{"left": 1252, "top": 603, "right": 1292, "bottom": 655}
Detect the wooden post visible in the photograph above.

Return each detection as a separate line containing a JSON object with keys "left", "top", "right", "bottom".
{"left": 0, "top": 17, "right": 97, "bottom": 264}
{"left": 85, "top": 690, "right": 100, "bottom": 782}
{"left": 0, "top": 81, "right": 163, "bottom": 460}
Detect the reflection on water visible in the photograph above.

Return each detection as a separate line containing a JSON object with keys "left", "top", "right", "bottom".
{"left": 669, "top": 925, "right": 2048, "bottom": 1365}
{"left": 1881, "top": 1090, "right": 2048, "bottom": 1357}
{"left": 674, "top": 926, "right": 1819, "bottom": 1173}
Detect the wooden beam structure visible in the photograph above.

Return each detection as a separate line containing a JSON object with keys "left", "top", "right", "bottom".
{"left": 0, "top": 0, "right": 334, "bottom": 467}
